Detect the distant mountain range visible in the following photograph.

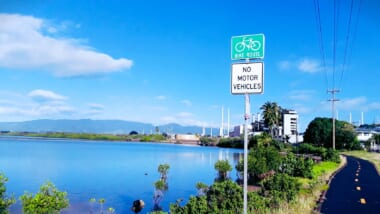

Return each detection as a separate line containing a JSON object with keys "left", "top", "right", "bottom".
{"left": 0, "top": 119, "right": 210, "bottom": 135}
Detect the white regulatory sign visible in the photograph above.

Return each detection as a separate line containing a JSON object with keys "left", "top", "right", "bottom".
{"left": 231, "top": 62, "right": 264, "bottom": 94}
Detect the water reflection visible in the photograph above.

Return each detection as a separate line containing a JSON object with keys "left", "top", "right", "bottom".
{"left": 0, "top": 137, "right": 242, "bottom": 213}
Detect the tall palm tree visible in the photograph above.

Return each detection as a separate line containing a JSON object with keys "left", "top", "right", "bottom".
{"left": 260, "top": 101, "right": 281, "bottom": 138}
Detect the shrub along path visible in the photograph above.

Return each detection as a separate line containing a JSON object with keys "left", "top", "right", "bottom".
{"left": 320, "top": 156, "right": 380, "bottom": 213}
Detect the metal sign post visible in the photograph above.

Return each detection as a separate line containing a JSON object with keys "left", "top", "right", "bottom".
{"left": 243, "top": 92, "right": 250, "bottom": 214}
{"left": 231, "top": 33, "right": 265, "bottom": 214}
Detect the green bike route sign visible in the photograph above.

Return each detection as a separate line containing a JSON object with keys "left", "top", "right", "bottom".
{"left": 231, "top": 34, "right": 265, "bottom": 60}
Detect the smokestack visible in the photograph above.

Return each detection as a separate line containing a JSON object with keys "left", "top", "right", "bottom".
{"left": 227, "top": 108, "right": 230, "bottom": 137}
{"left": 349, "top": 112, "right": 352, "bottom": 124}
{"left": 220, "top": 106, "right": 224, "bottom": 137}
{"left": 361, "top": 112, "right": 364, "bottom": 125}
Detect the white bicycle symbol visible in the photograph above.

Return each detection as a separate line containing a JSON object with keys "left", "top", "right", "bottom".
{"left": 234, "top": 37, "right": 261, "bottom": 52}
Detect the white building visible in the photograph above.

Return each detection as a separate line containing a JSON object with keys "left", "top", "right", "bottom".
{"left": 280, "top": 110, "right": 301, "bottom": 143}
{"left": 230, "top": 124, "right": 253, "bottom": 137}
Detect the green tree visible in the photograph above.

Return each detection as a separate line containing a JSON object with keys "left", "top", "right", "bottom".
{"left": 158, "top": 164, "right": 170, "bottom": 182}
{"left": 98, "top": 198, "right": 105, "bottom": 214}
{"left": 261, "top": 173, "right": 300, "bottom": 207}
{"left": 304, "top": 117, "right": 360, "bottom": 150}
{"left": 153, "top": 180, "right": 165, "bottom": 211}
{"left": 214, "top": 160, "right": 232, "bottom": 181}
{"left": 170, "top": 180, "right": 243, "bottom": 213}
{"left": 236, "top": 146, "right": 282, "bottom": 182}
{"left": 20, "top": 181, "right": 69, "bottom": 214}
{"left": 280, "top": 153, "right": 314, "bottom": 178}
{"left": 249, "top": 132, "right": 272, "bottom": 148}
{"left": 0, "top": 174, "right": 15, "bottom": 214}
{"left": 89, "top": 198, "right": 96, "bottom": 214}
{"left": 170, "top": 180, "right": 269, "bottom": 213}
{"left": 129, "top": 131, "right": 138, "bottom": 135}
{"left": 195, "top": 182, "right": 208, "bottom": 196}
{"left": 260, "top": 101, "right": 281, "bottom": 137}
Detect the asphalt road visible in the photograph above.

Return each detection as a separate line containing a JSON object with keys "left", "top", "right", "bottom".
{"left": 321, "top": 155, "right": 380, "bottom": 213}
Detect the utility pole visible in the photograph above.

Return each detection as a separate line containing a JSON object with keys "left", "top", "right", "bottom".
{"left": 328, "top": 89, "right": 340, "bottom": 150}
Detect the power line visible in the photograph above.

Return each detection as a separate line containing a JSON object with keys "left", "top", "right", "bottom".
{"left": 338, "top": 0, "right": 362, "bottom": 89}
{"left": 338, "top": 0, "right": 354, "bottom": 89}
{"left": 332, "top": 0, "right": 339, "bottom": 89}
{"left": 313, "top": 0, "right": 329, "bottom": 90}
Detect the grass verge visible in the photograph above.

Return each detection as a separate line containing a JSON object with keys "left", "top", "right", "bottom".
{"left": 272, "top": 156, "right": 346, "bottom": 214}
{"left": 341, "top": 150, "right": 380, "bottom": 174}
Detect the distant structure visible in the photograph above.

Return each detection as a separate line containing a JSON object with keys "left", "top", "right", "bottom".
{"left": 361, "top": 112, "right": 364, "bottom": 126}
{"left": 281, "top": 109, "right": 299, "bottom": 143}
{"left": 175, "top": 134, "right": 200, "bottom": 144}
{"left": 227, "top": 108, "right": 230, "bottom": 137}
{"left": 219, "top": 106, "right": 224, "bottom": 137}
{"left": 349, "top": 112, "right": 352, "bottom": 124}
{"left": 230, "top": 109, "right": 301, "bottom": 143}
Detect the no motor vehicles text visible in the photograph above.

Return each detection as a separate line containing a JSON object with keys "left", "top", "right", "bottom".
{"left": 237, "top": 75, "right": 258, "bottom": 81}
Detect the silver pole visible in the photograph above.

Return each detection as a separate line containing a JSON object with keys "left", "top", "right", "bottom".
{"left": 243, "top": 93, "right": 250, "bottom": 214}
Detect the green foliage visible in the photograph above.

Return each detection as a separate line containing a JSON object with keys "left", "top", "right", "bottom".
{"left": 158, "top": 164, "right": 170, "bottom": 182}
{"left": 140, "top": 134, "right": 166, "bottom": 142}
{"left": 311, "top": 161, "right": 340, "bottom": 178}
{"left": 154, "top": 180, "right": 166, "bottom": 191}
{"left": 304, "top": 117, "right": 360, "bottom": 150}
{"left": 249, "top": 132, "right": 273, "bottom": 148}
{"left": 199, "top": 137, "right": 216, "bottom": 146}
{"left": 294, "top": 143, "right": 340, "bottom": 163}
{"left": 129, "top": 131, "right": 138, "bottom": 135}
{"left": 0, "top": 174, "right": 15, "bottom": 214}
{"left": 236, "top": 146, "right": 282, "bottom": 182}
{"left": 20, "top": 181, "right": 69, "bottom": 214}
{"left": 171, "top": 180, "right": 270, "bottom": 213}
{"left": 261, "top": 173, "right": 300, "bottom": 206}
{"left": 195, "top": 182, "right": 208, "bottom": 196}
{"left": 26, "top": 132, "right": 128, "bottom": 141}
{"left": 279, "top": 153, "right": 314, "bottom": 178}
{"left": 217, "top": 137, "right": 243, "bottom": 148}
{"left": 214, "top": 160, "right": 232, "bottom": 180}
{"left": 170, "top": 180, "right": 243, "bottom": 213}
{"left": 260, "top": 101, "right": 281, "bottom": 137}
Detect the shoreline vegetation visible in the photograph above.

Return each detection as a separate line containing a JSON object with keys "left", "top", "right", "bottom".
{"left": 1, "top": 132, "right": 175, "bottom": 144}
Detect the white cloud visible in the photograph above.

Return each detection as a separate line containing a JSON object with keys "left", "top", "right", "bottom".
{"left": 181, "top": 99, "right": 192, "bottom": 106}
{"left": 0, "top": 13, "right": 133, "bottom": 77}
{"left": 368, "top": 102, "right": 380, "bottom": 110}
{"left": 287, "top": 90, "right": 314, "bottom": 101}
{"left": 156, "top": 95, "right": 166, "bottom": 100}
{"left": 278, "top": 60, "right": 291, "bottom": 70}
{"left": 34, "top": 104, "right": 74, "bottom": 115}
{"left": 178, "top": 112, "right": 193, "bottom": 117}
{"left": 338, "top": 97, "right": 367, "bottom": 111}
{"left": 85, "top": 103, "right": 105, "bottom": 115}
{"left": 88, "top": 103, "right": 105, "bottom": 110}
{"left": 297, "top": 58, "right": 321, "bottom": 73}
{"left": 28, "top": 89, "right": 67, "bottom": 102}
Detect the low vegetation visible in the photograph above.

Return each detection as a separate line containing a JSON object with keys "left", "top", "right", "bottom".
{"left": 20, "top": 181, "right": 69, "bottom": 214}
{"left": 3, "top": 132, "right": 170, "bottom": 143}
{"left": 0, "top": 173, "right": 15, "bottom": 214}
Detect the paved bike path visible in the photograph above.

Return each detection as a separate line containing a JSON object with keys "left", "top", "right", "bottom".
{"left": 321, "top": 155, "right": 380, "bottom": 213}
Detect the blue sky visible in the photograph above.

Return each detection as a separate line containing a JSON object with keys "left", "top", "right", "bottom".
{"left": 0, "top": 0, "right": 379, "bottom": 132}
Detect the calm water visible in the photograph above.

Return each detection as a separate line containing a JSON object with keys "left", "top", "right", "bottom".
{"left": 0, "top": 136, "right": 242, "bottom": 213}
